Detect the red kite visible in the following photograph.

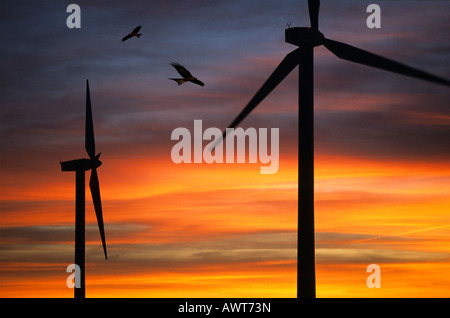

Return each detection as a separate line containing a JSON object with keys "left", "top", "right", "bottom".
{"left": 122, "top": 26, "right": 142, "bottom": 42}
{"left": 169, "top": 62, "right": 205, "bottom": 87}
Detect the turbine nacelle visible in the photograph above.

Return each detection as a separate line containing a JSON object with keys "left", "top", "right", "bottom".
{"left": 285, "top": 27, "right": 325, "bottom": 47}
{"left": 60, "top": 153, "right": 102, "bottom": 172}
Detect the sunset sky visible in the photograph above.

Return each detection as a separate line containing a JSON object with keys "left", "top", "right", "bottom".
{"left": 1, "top": 0, "right": 449, "bottom": 298}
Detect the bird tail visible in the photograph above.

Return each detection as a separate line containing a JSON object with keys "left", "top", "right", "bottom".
{"left": 137, "top": 34, "right": 142, "bottom": 37}
{"left": 169, "top": 78, "right": 187, "bottom": 85}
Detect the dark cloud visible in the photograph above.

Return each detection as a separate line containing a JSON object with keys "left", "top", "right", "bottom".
{"left": 316, "top": 231, "right": 450, "bottom": 264}
{"left": 315, "top": 102, "right": 450, "bottom": 162}
{"left": 2, "top": 0, "right": 449, "bottom": 165}
{"left": 107, "top": 230, "right": 296, "bottom": 267}
{"left": 0, "top": 225, "right": 72, "bottom": 245}
{"left": 316, "top": 247, "right": 449, "bottom": 265}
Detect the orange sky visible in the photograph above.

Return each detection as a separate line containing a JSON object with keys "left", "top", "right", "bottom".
{"left": 1, "top": 153, "right": 449, "bottom": 298}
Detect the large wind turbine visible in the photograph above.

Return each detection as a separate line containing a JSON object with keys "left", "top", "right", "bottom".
{"left": 61, "top": 80, "right": 107, "bottom": 298}
{"left": 215, "top": 0, "right": 450, "bottom": 298}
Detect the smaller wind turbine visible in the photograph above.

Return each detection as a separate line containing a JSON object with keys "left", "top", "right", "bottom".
{"left": 61, "top": 80, "right": 107, "bottom": 299}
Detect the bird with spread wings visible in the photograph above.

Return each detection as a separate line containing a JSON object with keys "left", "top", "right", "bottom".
{"left": 169, "top": 62, "right": 205, "bottom": 87}
{"left": 122, "top": 26, "right": 142, "bottom": 42}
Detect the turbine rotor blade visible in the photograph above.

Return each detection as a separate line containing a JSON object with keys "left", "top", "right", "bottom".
{"left": 89, "top": 168, "right": 107, "bottom": 260}
{"left": 308, "top": 0, "right": 320, "bottom": 29}
{"left": 211, "top": 48, "right": 299, "bottom": 151}
{"left": 228, "top": 48, "right": 300, "bottom": 129}
{"left": 85, "top": 80, "right": 96, "bottom": 159}
{"left": 324, "top": 38, "right": 450, "bottom": 87}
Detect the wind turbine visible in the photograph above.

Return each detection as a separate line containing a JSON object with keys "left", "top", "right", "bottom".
{"left": 215, "top": 0, "right": 450, "bottom": 298}
{"left": 61, "top": 80, "right": 107, "bottom": 298}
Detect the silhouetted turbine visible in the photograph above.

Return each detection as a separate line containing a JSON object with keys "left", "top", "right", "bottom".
{"left": 60, "top": 80, "right": 107, "bottom": 298}
{"left": 214, "top": 0, "right": 450, "bottom": 298}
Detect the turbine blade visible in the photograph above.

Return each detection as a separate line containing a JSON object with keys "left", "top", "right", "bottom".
{"left": 85, "top": 80, "right": 96, "bottom": 159}
{"left": 89, "top": 168, "right": 107, "bottom": 260}
{"left": 324, "top": 38, "right": 450, "bottom": 87}
{"left": 211, "top": 48, "right": 299, "bottom": 151}
{"left": 308, "top": 0, "right": 320, "bottom": 29}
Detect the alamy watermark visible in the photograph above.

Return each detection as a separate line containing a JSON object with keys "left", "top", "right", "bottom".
{"left": 67, "top": 3, "right": 381, "bottom": 30}
{"left": 366, "top": 264, "right": 381, "bottom": 288}
{"left": 171, "top": 120, "right": 279, "bottom": 174}
{"left": 366, "top": 4, "right": 381, "bottom": 29}
{"left": 66, "top": 264, "right": 81, "bottom": 288}
{"left": 66, "top": 4, "right": 81, "bottom": 29}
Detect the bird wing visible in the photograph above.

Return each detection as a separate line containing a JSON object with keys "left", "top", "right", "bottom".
{"left": 171, "top": 62, "right": 193, "bottom": 79}
{"left": 122, "top": 34, "right": 132, "bottom": 41}
{"left": 169, "top": 78, "right": 188, "bottom": 85}
{"left": 191, "top": 79, "right": 205, "bottom": 87}
{"left": 132, "top": 25, "right": 142, "bottom": 33}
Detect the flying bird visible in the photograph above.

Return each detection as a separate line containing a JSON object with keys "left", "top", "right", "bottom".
{"left": 122, "top": 25, "right": 142, "bottom": 42}
{"left": 169, "top": 62, "right": 205, "bottom": 87}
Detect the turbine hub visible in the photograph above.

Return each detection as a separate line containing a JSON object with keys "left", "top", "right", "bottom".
{"left": 285, "top": 27, "right": 325, "bottom": 47}
{"left": 94, "top": 159, "right": 102, "bottom": 169}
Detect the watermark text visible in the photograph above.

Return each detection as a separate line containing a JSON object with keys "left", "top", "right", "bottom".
{"left": 171, "top": 120, "right": 279, "bottom": 174}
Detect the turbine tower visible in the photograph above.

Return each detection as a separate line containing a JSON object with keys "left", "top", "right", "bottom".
{"left": 216, "top": 0, "right": 449, "bottom": 298}
{"left": 61, "top": 80, "right": 107, "bottom": 298}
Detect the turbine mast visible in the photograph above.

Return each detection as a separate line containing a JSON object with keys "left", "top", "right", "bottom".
{"left": 74, "top": 170, "right": 86, "bottom": 298}
{"left": 297, "top": 43, "right": 316, "bottom": 298}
